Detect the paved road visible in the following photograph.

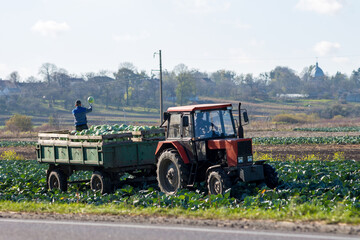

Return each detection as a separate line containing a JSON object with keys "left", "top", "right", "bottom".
{"left": 0, "top": 218, "right": 357, "bottom": 240}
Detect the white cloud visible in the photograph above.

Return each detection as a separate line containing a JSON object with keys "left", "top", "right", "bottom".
{"left": 295, "top": 0, "right": 344, "bottom": 15}
{"left": 113, "top": 31, "right": 150, "bottom": 42}
{"left": 313, "top": 41, "right": 340, "bottom": 56}
{"left": 332, "top": 56, "right": 349, "bottom": 63}
{"left": 175, "top": 0, "right": 231, "bottom": 14}
{"left": 31, "top": 20, "right": 70, "bottom": 37}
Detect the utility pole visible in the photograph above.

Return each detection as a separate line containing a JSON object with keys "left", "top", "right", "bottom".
{"left": 154, "top": 50, "right": 163, "bottom": 123}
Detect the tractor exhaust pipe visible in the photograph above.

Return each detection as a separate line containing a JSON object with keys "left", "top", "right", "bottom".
{"left": 238, "top": 102, "right": 244, "bottom": 138}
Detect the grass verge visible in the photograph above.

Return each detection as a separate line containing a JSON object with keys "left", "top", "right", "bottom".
{"left": 0, "top": 200, "right": 359, "bottom": 224}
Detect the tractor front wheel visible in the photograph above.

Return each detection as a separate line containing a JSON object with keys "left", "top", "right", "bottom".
{"left": 207, "top": 169, "right": 231, "bottom": 195}
{"left": 157, "top": 149, "right": 189, "bottom": 195}
{"left": 263, "top": 164, "right": 279, "bottom": 189}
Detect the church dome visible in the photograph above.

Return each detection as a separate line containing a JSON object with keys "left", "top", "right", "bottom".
{"left": 311, "top": 62, "right": 324, "bottom": 79}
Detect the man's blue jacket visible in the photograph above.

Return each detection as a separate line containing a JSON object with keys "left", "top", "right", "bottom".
{"left": 72, "top": 105, "right": 92, "bottom": 126}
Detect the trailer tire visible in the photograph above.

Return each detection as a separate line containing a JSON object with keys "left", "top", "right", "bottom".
{"left": 48, "top": 169, "right": 68, "bottom": 191}
{"left": 207, "top": 169, "right": 231, "bottom": 195}
{"left": 157, "top": 149, "right": 189, "bottom": 195}
{"left": 90, "top": 171, "right": 112, "bottom": 194}
{"left": 263, "top": 164, "right": 279, "bottom": 189}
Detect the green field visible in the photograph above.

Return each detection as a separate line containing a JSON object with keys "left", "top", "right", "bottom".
{"left": 0, "top": 156, "right": 359, "bottom": 224}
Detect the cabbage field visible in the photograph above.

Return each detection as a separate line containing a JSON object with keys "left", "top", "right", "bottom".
{"left": 294, "top": 127, "right": 360, "bottom": 132}
{"left": 0, "top": 157, "right": 359, "bottom": 223}
{"left": 4, "top": 135, "right": 360, "bottom": 149}
{"left": 0, "top": 141, "right": 36, "bottom": 147}
{"left": 253, "top": 136, "right": 360, "bottom": 145}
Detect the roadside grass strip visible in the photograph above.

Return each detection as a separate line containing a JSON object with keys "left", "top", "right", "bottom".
{"left": 0, "top": 157, "right": 359, "bottom": 224}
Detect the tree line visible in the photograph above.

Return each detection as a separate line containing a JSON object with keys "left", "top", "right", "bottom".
{"left": 2, "top": 62, "right": 360, "bottom": 118}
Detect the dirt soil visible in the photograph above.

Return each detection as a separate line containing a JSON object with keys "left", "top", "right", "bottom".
{"left": 0, "top": 146, "right": 37, "bottom": 160}
{"left": 0, "top": 212, "right": 359, "bottom": 236}
{"left": 3, "top": 144, "right": 360, "bottom": 161}
{"left": 254, "top": 144, "right": 360, "bottom": 161}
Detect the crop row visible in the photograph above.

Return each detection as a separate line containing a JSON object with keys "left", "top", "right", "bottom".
{"left": 2, "top": 136, "right": 360, "bottom": 147}
{"left": 294, "top": 127, "right": 360, "bottom": 132}
{"left": 253, "top": 136, "right": 360, "bottom": 145}
{"left": 0, "top": 159, "right": 359, "bottom": 212}
{"left": 0, "top": 141, "right": 36, "bottom": 147}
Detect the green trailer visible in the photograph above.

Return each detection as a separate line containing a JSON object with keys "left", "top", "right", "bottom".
{"left": 36, "top": 129, "right": 165, "bottom": 193}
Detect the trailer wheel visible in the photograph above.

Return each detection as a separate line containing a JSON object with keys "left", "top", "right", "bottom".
{"left": 90, "top": 171, "right": 112, "bottom": 194}
{"left": 207, "top": 169, "right": 231, "bottom": 195}
{"left": 48, "top": 169, "right": 68, "bottom": 191}
{"left": 157, "top": 149, "right": 189, "bottom": 195}
{"left": 263, "top": 164, "right": 279, "bottom": 189}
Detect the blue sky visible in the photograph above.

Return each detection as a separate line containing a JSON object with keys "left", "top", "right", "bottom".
{"left": 0, "top": 0, "right": 359, "bottom": 80}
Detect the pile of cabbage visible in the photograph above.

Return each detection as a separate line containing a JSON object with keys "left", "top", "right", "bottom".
{"left": 71, "top": 124, "right": 162, "bottom": 139}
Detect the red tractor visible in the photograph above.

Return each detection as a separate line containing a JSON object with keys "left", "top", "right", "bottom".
{"left": 155, "top": 102, "right": 278, "bottom": 195}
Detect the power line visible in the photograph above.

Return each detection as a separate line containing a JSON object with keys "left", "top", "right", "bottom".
{"left": 168, "top": 54, "right": 360, "bottom": 62}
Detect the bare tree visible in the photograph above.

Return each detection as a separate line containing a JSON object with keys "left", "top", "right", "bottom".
{"left": 25, "top": 76, "right": 41, "bottom": 83}
{"left": 9, "top": 71, "right": 20, "bottom": 83}
{"left": 119, "top": 62, "right": 137, "bottom": 72}
{"left": 39, "top": 63, "right": 57, "bottom": 84}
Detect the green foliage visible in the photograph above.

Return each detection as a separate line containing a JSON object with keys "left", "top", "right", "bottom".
{"left": 253, "top": 136, "right": 360, "bottom": 145}
{"left": 0, "top": 158, "right": 359, "bottom": 223}
{"left": 74, "top": 124, "right": 160, "bottom": 136}
{"left": 0, "top": 141, "right": 36, "bottom": 147}
{"left": 272, "top": 113, "right": 318, "bottom": 124}
{"left": 294, "top": 126, "right": 360, "bottom": 132}
{"left": 269, "top": 66, "right": 301, "bottom": 96}
{"left": 5, "top": 114, "right": 33, "bottom": 132}
{"left": 175, "top": 69, "right": 196, "bottom": 105}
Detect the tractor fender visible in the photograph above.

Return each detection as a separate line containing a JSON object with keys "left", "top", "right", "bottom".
{"left": 155, "top": 141, "right": 190, "bottom": 164}
{"left": 254, "top": 160, "right": 266, "bottom": 165}
{"left": 205, "top": 165, "right": 222, "bottom": 177}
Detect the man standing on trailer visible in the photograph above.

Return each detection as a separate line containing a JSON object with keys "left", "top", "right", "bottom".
{"left": 72, "top": 99, "right": 92, "bottom": 131}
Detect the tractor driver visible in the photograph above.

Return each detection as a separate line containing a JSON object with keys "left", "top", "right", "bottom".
{"left": 195, "top": 112, "right": 214, "bottom": 137}
{"left": 72, "top": 99, "right": 92, "bottom": 131}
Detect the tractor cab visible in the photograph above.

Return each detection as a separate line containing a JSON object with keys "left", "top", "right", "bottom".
{"left": 163, "top": 103, "right": 242, "bottom": 139}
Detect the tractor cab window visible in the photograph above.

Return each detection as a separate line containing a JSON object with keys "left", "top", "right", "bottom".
{"left": 182, "top": 114, "right": 192, "bottom": 138}
{"left": 194, "top": 109, "right": 236, "bottom": 139}
{"left": 223, "top": 110, "right": 235, "bottom": 135}
{"left": 168, "top": 113, "right": 181, "bottom": 138}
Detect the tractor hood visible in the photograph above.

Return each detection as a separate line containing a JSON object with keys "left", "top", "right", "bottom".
{"left": 207, "top": 138, "right": 253, "bottom": 167}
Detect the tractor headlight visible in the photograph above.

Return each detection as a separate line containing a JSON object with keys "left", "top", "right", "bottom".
{"left": 237, "top": 156, "right": 243, "bottom": 163}
{"left": 248, "top": 156, "right": 253, "bottom": 162}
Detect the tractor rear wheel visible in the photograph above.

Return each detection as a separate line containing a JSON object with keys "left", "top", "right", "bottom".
{"left": 157, "top": 149, "right": 189, "bottom": 195}
{"left": 263, "top": 164, "right": 279, "bottom": 189}
{"left": 207, "top": 169, "right": 231, "bottom": 195}
{"left": 90, "top": 171, "right": 112, "bottom": 194}
{"left": 48, "top": 169, "right": 68, "bottom": 191}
